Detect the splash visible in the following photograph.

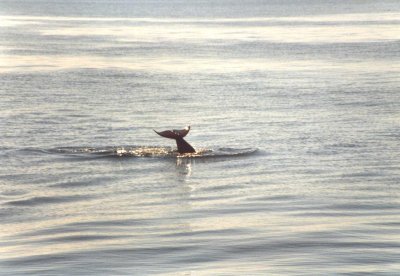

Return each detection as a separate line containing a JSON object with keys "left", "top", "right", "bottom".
{"left": 44, "top": 146, "right": 257, "bottom": 159}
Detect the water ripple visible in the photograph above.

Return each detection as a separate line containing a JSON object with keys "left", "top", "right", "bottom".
{"left": 6, "top": 195, "right": 92, "bottom": 207}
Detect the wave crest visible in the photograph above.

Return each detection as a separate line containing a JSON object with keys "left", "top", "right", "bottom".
{"left": 42, "top": 146, "right": 258, "bottom": 159}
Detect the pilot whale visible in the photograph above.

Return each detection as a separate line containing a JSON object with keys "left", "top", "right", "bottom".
{"left": 154, "top": 126, "right": 196, "bottom": 154}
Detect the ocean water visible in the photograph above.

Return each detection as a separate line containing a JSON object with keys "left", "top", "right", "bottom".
{"left": 1, "top": 0, "right": 400, "bottom": 275}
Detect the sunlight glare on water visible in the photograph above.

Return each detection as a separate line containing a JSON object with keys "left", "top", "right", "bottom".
{"left": 1, "top": 0, "right": 400, "bottom": 275}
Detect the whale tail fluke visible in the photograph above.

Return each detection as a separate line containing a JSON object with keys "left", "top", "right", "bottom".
{"left": 175, "top": 137, "right": 196, "bottom": 154}
{"left": 154, "top": 126, "right": 195, "bottom": 154}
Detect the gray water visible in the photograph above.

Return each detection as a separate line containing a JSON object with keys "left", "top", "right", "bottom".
{"left": 1, "top": 0, "right": 400, "bottom": 275}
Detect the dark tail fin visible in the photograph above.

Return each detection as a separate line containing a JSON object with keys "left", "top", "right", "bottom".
{"left": 154, "top": 126, "right": 196, "bottom": 154}
{"left": 176, "top": 137, "right": 196, "bottom": 154}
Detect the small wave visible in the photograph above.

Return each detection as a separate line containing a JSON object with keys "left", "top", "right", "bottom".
{"left": 38, "top": 146, "right": 258, "bottom": 159}
{"left": 6, "top": 195, "right": 91, "bottom": 207}
{"left": 177, "top": 147, "right": 258, "bottom": 159}
{"left": 47, "top": 146, "right": 176, "bottom": 158}
{"left": 328, "top": 143, "right": 363, "bottom": 148}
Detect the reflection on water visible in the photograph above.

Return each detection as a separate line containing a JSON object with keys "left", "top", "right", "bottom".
{"left": 1, "top": 0, "right": 400, "bottom": 275}
{"left": 176, "top": 158, "right": 194, "bottom": 177}
{"left": 1, "top": 14, "right": 400, "bottom": 73}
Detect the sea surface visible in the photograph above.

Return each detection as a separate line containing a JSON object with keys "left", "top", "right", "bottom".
{"left": 1, "top": 0, "right": 400, "bottom": 275}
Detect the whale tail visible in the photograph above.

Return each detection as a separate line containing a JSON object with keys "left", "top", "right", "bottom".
{"left": 154, "top": 126, "right": 196, "bottom": 154}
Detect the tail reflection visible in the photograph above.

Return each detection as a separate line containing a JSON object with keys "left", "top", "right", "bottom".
{"left": 176, "top": 158, "right": 194, "bottom": 177}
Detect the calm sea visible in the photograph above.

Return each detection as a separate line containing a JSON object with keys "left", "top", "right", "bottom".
{"left": 1, "top": 0, "right": 400, "bottom": 275}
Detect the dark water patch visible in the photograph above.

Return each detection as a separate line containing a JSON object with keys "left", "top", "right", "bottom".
{"left": 68, "top": 218, "right": 156, "bottom": 228}
{"left": 38, "top": 234, "right": 132, "bottom": 243}
{"left": 65, "top": 114, "right": 93, "bottom": 118}
{"left": 3, "top": 253, "right": 75, "bottom": 267}
{"left": 3, "top": 245, "right": 198, "bottom": 267}
{"left": 188, "top": 194, "right": 237, "bottom": 203}
{"left": 0, "top": 146, "right": 14, "bottom": 151}
{"left": 341, "top": 171, "right": 384, "bottom": 178}
{"left": 288, "top": 202, "right": 400, "bottom": 216}
{"left": 307, "top": 149, "right": 340, "bottom": 156}
{"left": 246, "top": 195, "right": 298, "bottom": 202}
{"left": 49, "top": 176, "right": 114, "bottom": 189}
{"left": 104, "top": 245, "right": 200, "bottom": 258}
{"left": 6, "top": 195, "right": 92, "bottom": 207}
{"left": 17, "top": 147, "right": 55, "bottom": 156}
{"left": 292, "top": 210, "right": 399, "bottom": 218}
{"left": 189, "top": 205, "right": 274, "bottom": 217}
{"left": 368, "top": 222, "right": 400, "bottom": 227}
{"left": 0, "top": 189, "right": 28, "bottom": 198}
{"left": 337, "top": 254, "right": 400, "bottom": 266}
{"left": 0, "top": 206, "right": 25, "bottom": 220}
{"left": 161, "top": 228, "right": 247, "bottom": 238}
{"left": 329, "top": 143, "right": 363, "bottom": 148}
{"left": 15, "top": 218, "right": 156, "bottom": 238}
{"left": 188, "top": 200, "right": 400, "bottom": 219}
{"left": 380, "top": 132, "right": 400, "bottom": 139}
{"left": 221, "top": 239, "right": 400, "bottom": 256}
{"left": 171, "top": 238, "right": 400, "bottom": 267}
{"left": 331, "top": 203, "right": 399, "bottom": 211}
